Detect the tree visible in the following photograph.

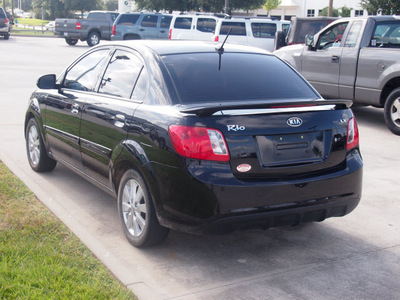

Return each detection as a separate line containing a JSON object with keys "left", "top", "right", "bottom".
{"left": 263, "top": 0, "right": 281, "bottom": 16}
{"left": 340, "top": 6, "right": 351, "bottom": 17}
{"left": 319, "top": 6, "right": 339, "bottom": 17}
{"left": 361, "top": 0, "right": 400, "bottom": 15}
{"left": 104, "top": 0, "right": 118, "bottom": 11}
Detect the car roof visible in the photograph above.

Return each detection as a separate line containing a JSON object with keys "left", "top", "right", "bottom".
{"left": 106, "top": 40, "right": 273, "bottom": 56}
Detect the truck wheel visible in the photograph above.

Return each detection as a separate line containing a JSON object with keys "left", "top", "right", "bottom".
{"left": 384, "top": 87, "right": 400, "bottom": 135}
{"left": 4, "top": 33, "right": 10, "bottom": 40}
{"left": 87, "top": 32, "right": 100, "bottom": 47}
{"left": 117, "top": 169, "right": 169, "bottom": 247}
{"left": 65, "top": 38, "right": 78, "bottom": 46}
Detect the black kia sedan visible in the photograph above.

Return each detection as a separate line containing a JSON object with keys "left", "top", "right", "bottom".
{"left": 25, "top": 40, "right": 363, "bottom": 247}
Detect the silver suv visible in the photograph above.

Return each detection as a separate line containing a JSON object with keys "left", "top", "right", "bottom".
{"left": 111, "top": 12, "right": 172, "bottom": 40}
{"left": 0, "top": 7, "right": 11, "bottom": 40}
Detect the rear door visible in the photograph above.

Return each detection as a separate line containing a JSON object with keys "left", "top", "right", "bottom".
{"left": 80, "top": 48, "right": 145, "bottom": 189}
{"left": 138, "top": 14, "right": 159, "bottom": 39}
{"left": 158, "top": 15, "right": 172, "bottom": 39}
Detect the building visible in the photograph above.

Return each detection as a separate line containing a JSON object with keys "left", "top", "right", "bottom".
{"left": 238, "top": 0, "right": 368, "bottom": 20}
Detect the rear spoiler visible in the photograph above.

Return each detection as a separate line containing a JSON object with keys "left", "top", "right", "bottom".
{"left": 180, "top": 99, "right": 353, "bottom": 116}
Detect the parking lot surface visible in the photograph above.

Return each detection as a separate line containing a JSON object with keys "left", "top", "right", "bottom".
{"left": 0, "top": 36, "right": 399, "bottom": 300}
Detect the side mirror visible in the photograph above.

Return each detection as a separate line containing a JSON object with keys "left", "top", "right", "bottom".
{"left": 305, "top": 34, "right": 314, "bottom": 47}
{"left": 37, "top": 74, "right": 57, "bottom": 89}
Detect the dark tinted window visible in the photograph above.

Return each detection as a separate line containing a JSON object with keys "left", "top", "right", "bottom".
{"left": 251, "top": 22, "right": 277, "bottom": 38}
{"left": 0, "top": 9, "right": 5, "bottom": 18}
{"left": 141, "top": 15, "right": 158, "bottom": 28}
{"left": 162, "top": 53, "right": 318, "bottom": 103}
{"left": 197, "top": 18, "right": 216, "bottom": 32}
{"left": 174, "top": 17, "right": 192, "bottom": 30}
{"left": 99, "top": 50, "right": 143, "bottom": 98}
{"left": 117, "top": 14, "right": 140, "bottom": 25}
{"left": 64, "top": 49, "right": 109, "bottom": 91}
{"left": 220, "top": 22, "right": 246, "bottom": 35}
{"left": 161, "top": 16, "right": 172, "bottom": 28}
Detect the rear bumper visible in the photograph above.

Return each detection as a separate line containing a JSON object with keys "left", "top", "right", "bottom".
{"left": 156, "top": 150, "right": 363, "bottom": 235}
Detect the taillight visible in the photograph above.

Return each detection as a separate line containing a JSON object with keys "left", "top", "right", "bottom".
{"left": 347, "top": 117, "right": 359, "bottom": 150}
{"left": 112, "top": 25, "right": 116, "bottom": 36}
{"left": 4, "top": 18, "right": 8, "bottom": 24}
{"left": 76, "top": 22, "right": 81, "bottom": 30}
{"left": 169, "top": 125, "right": 230, "bottom": 161}
{"left": 215, "top": 36, "right": 219, "bottom": 42}
{"left": 169, "top": 29, "right": 172, "bottom": 39}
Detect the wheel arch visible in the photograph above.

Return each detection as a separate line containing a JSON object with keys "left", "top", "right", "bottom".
{"left": 88, "top": 29, "right": 101, "bottom": 39}
{"left": 112, "top": 140, "right": 161, "bottom": 211}
{"left": 380, "top": 76, "right": 400, "bottom": 106}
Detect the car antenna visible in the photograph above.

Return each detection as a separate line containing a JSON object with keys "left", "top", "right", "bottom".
{"left": 216, "top": 27, "right": 232, "bottom": 70}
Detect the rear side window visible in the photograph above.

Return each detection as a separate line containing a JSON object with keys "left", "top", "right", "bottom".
{"left": 0, "top": 9, "right": 5, "bottom": 18}
{"left": 161, "top": 16, "right": 172, "bottom": 28}
{"left": 220, "top": 22, "right": 246, "bottom": 36}
{"left": 99, "top": 50, "right": 143, "bottom": 99}
{"left": 197, "top": 18, "right": 216, "bottom": 33}
{"left": 251, "top": 22, "right": 277, "bottom": 38}
{"left": 162, "top": 53, "right": 318, "bottom": 103}
{"left": 141, "top": 15, "right": 158, "bottom": 28}
{"left": 88, "top": 13, "right": 106, "bottom": 20}
{"left": 370, "top": 22, "right": 400, "bottom": 48}
{"left": 117, "top": 14, "right": 140, "bottom": 25}
{"left": 174, "top": 17, "right": 192, "bottom": 30}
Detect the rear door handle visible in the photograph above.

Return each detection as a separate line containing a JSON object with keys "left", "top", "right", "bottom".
{"left": 331, "top": 55, "right": 340, "bottom": 63}
{"left": 71, "top": 103, "right": 80, "bottom": 114}
{"left": 114, "top": 114, "right": 125, "bottom": 128}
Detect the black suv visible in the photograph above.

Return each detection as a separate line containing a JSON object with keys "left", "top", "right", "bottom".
{"left": 25, "top": 40, "right": 363, "bottom": 247}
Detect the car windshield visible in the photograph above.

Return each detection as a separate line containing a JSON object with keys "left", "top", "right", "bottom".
{"left": 162, "top": 52, "right": 318, "bottom": 103}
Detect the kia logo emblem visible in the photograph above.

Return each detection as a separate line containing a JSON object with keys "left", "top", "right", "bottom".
{"left": 286, "top": 117, "right": 303, "bottom": 127}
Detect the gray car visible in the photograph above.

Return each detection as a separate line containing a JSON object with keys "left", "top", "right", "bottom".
{"left": 0, "top": 7, "right": 10, "bottom": 40}
{"left": 111, "top": 13, "right": 172, "bottom": 40}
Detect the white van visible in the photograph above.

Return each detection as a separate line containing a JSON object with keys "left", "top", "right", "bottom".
{"left": 212, "top": 18, "right": 290, "bottom": 51}
{"left": 169, "top": 14, "right": 228, "bottom": 40}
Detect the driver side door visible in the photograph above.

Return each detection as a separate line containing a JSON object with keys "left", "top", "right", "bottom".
{"left": 301, "top": 21, "right": 349, "bottom": 99}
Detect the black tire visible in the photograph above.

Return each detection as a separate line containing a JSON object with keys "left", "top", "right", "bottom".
{"left": 65, "top": 38, "right": 78, "bottom": 46}
{"left": 123, "top": 34, "right": 140, "bottom": 40}
{"left": 25, "top": 118, "right": 57, "bottom": 172}
{"left": 384, "top": 87, "right": 400, "bottom": 135}
{"left": 4, "top": 33, "right": 10, "bottom": 40}
{"left": 118, "top": 169, "right": 169, "bottom": 247}
{"left": 87, "top": 32, "right": 100, "bottom": 47}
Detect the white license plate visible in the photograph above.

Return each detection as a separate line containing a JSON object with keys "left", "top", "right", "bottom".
{"left": 63, "top": 32, "right": 68, "bottom": 36}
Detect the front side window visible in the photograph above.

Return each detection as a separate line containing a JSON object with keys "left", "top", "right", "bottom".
{"left": 197, "top": 18, "right": 216, "bottom": 33}
{"left": 317, "top": 22, "right": 348, "bottom": 50}
{"left": 251, "top": 22, "right": 277, "bottom": 38}
{"left": 220, "top": 22, "right": 246, "bottom": 36}
{"left": 174, "top": 17, "right": 192, "bottom": 30}
{"left": 141, "top": 15, "right": 158, "bottom": 28}
{"left": 162, "top": 53, "right": 318, "bottom": 103}
{"left": 64, "top": 49, "right": 110, "bottom": 91}
{"left": 98, "top": 50, "right": 143, "bottom": 99}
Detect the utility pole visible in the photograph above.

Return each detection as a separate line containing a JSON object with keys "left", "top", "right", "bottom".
{"left": 225, "top": 0, "right": 229, "bottom": 14}
{"left": 328, "top": 0, "right": 333, "bottom": 16}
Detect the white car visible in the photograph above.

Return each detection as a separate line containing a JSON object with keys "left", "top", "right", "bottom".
{"left": 212, "top": 18, "right": 290, "bottom": 51}
{"left": 45, "top": 21, "right": 55, "bottom": 31}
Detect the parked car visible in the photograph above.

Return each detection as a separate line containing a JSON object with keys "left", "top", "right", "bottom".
{"left": 169, "top": 13, "right": 229, "bottom": 40}
{"left": 212, "top": 18, "right": 290, "bottom": 51}
{"left": 45, "top": 20, "right": 55, "bottom": 31}
{"left": 111, "top": 12, "right": 172, "bottom": 40}
{"left": 0, "top": 7, "right": 11, "bottom": 40}
{"left": 25, "top": 40, "right": 363, "bottom": 247}
{"left": 274, "top": 16, "right": 400, "bottom": 135}
{"left": 55, "top": 11, "right": 119, "bottom": 46}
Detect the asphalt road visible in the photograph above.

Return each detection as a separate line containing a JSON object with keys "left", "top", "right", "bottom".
{"left": 1, "top": 36, "right": 399, "bottom": 300}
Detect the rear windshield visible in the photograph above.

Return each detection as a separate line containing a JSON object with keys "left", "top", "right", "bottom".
{"left": 162, "top": 53, "right": 318, "bottom": 103}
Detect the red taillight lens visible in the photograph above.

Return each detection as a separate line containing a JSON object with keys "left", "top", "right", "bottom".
{"left": 112, "top": 25, "right": 116, "bottom": 36}
{"left": 169, "top": 29, "right": 172, "bottom": 39}
{"left": 347, "top": 117, "right": 359, "bottom": 150}
{"left": 169, "top": 125, "right": 230, "bottom": 161}
{"left": 215, "top": 36, "right": 219, "bottom": 42}
{"left": 76, "top": 22, "right": 81, "bottom": 30}
{"left": 5, "top": 18, "right": 8, "bottom": 24}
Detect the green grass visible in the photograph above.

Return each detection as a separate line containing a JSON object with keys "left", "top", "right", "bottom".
{"left": 0, "top": 162, "right": 136, "bottom": 299}
{"left": 15, "top": 18, "right": 50, "bottom": 26}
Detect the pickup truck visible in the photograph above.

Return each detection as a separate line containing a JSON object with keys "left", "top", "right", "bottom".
{"left": 274, "top": 16, "right": 400, "bottom": 135}
{"left": 55, "top": 11, "right": 119, "bottom": 46}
